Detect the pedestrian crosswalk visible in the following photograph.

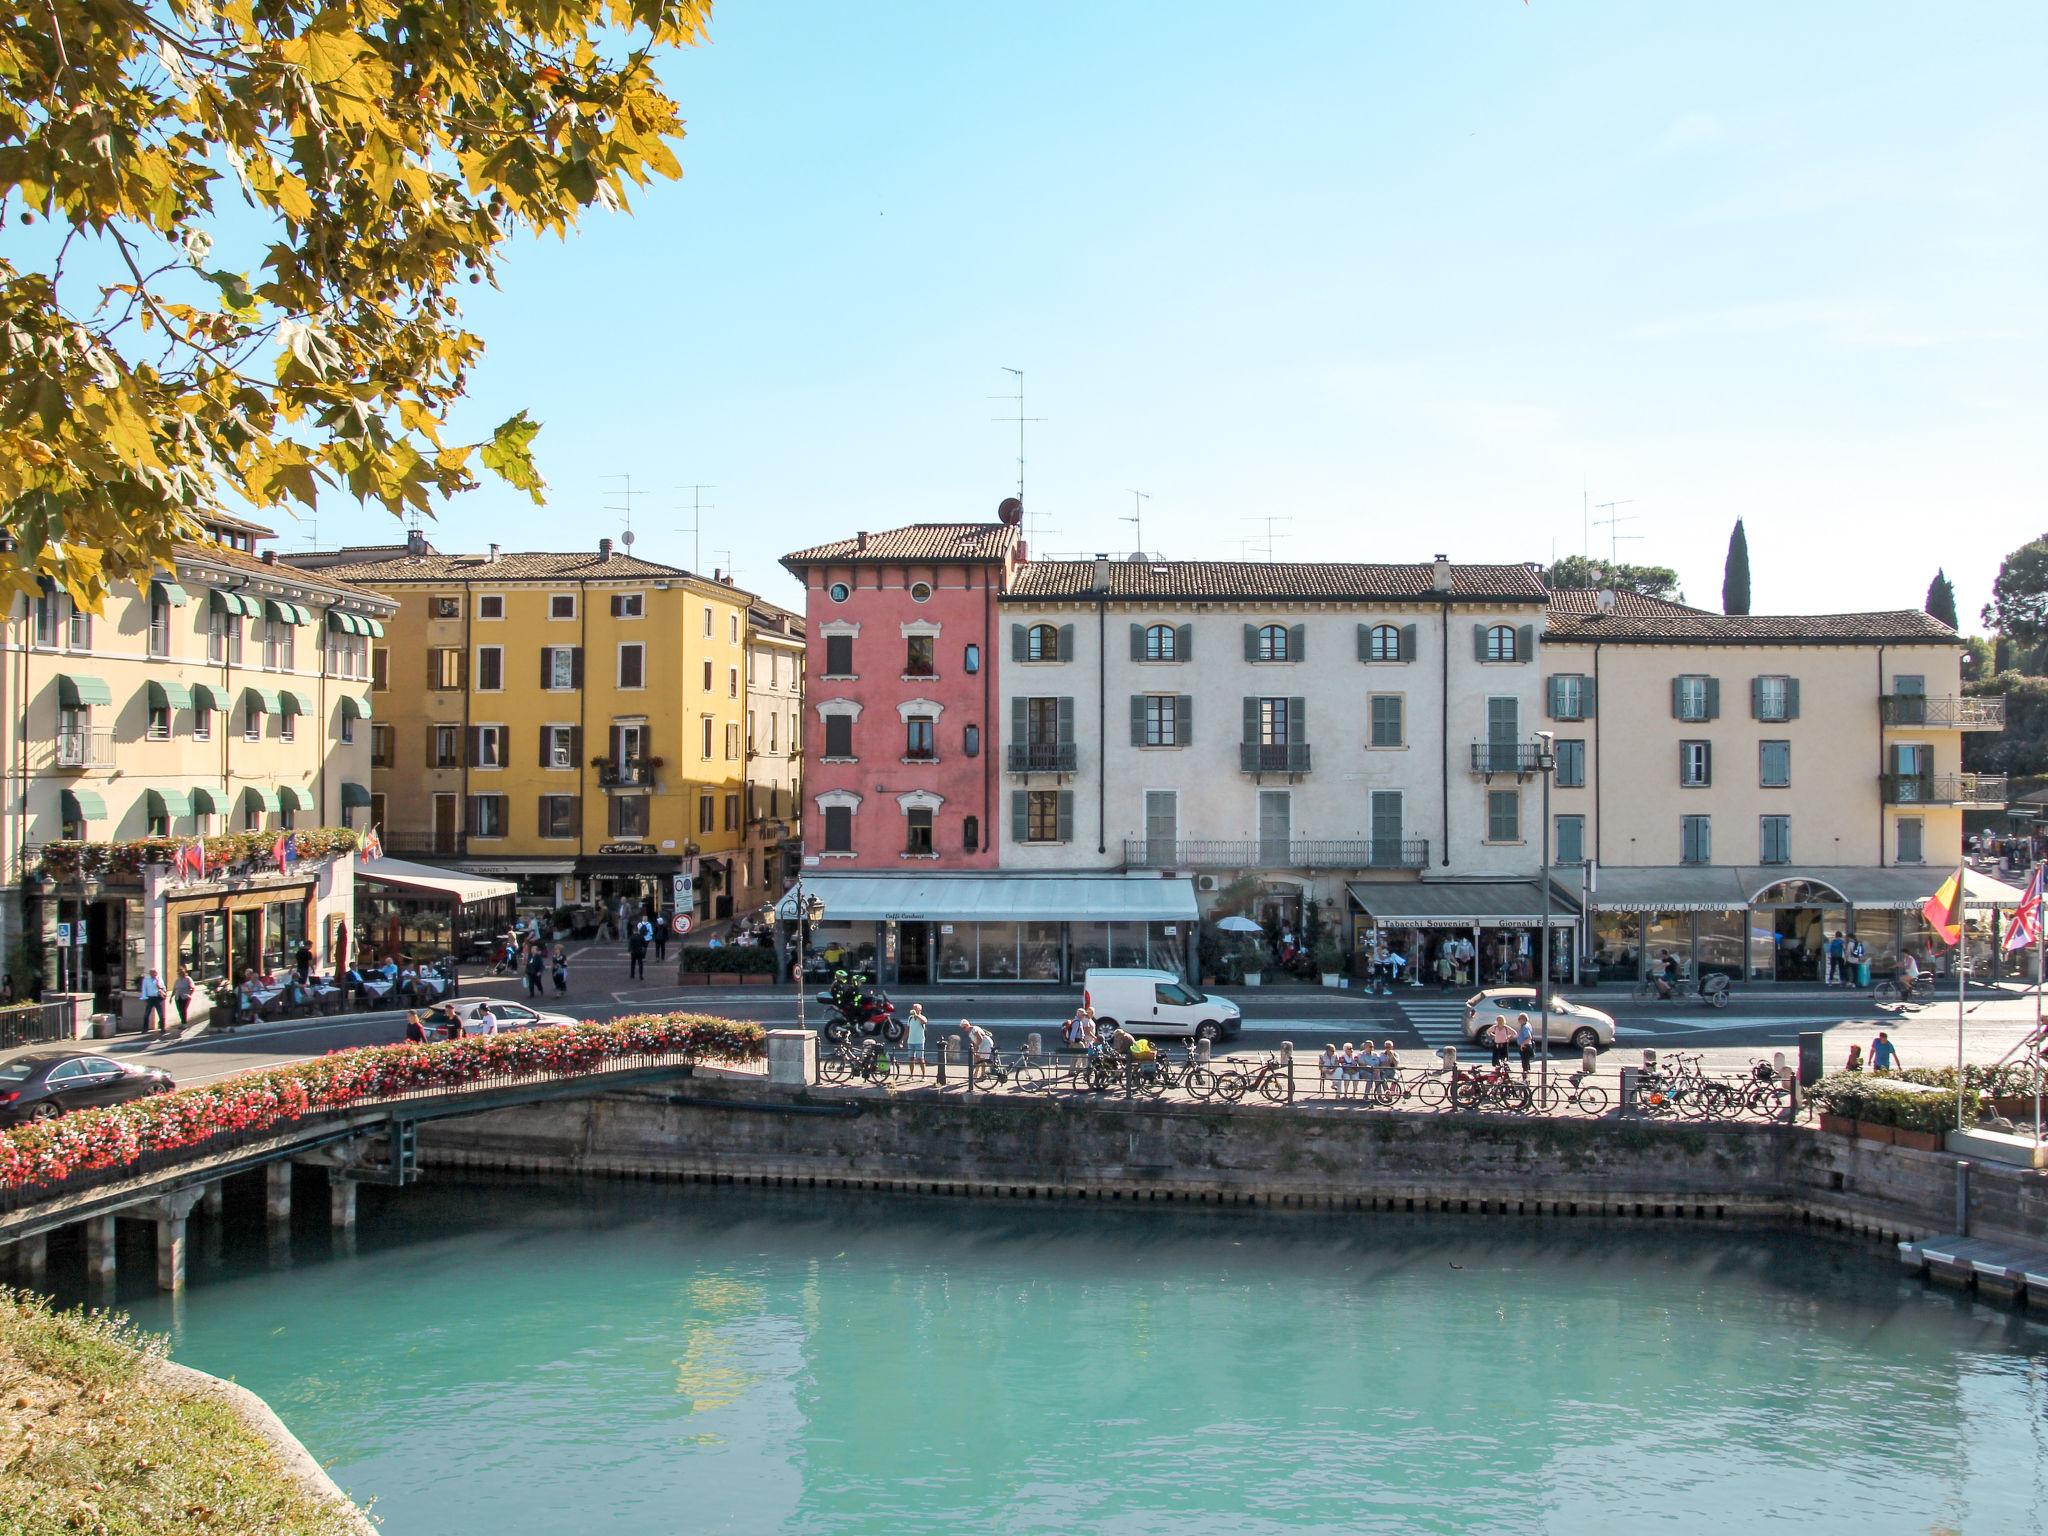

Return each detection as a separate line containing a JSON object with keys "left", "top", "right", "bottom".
{"left": 1397, "top": 997, "right": 1471, "bottom": 1048}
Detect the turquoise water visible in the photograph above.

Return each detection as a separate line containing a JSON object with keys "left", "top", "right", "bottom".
{"left": 114, "top": 1181, "right": 2047, "bottom": 1535}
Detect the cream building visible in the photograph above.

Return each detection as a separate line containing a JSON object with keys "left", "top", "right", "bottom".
{"left": 1545, "top": 590, "right": 2001, "bottom": 983}
{"left": 0, "top": 513, "right": 392, "bottom": 1009}
{"left": 741, "top": 600, "right": 805, "bottom": 915}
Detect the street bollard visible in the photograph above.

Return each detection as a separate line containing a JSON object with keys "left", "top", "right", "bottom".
{"left": 939, "top": 1035, "right": 955, "bottom": 1086}
{"left": 1642, "top": 1048, "right": 1658, "bottom": 1073}
{"left": 1438, "top": 1046, "right": 1457, "bottom": 1070}
{"left": 1025, "top": 1032, "right": 1042, "bottom": 1057}
{"left": 1281, "top": 1041, "right": 1294, "bottom": 1102}
{"left": 1956, "top": 1160, "right": 1972, "bottom": 1237}
{"left": 1195, "top": 1038, "right": 1211, "bottom": 1065}
{"left": 1580, "top": 1045, "right": 1598, "bottom": 1077}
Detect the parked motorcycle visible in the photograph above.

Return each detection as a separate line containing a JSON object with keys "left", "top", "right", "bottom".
{"left": 816, "top": 974, "right": 906, "bottom": 1046}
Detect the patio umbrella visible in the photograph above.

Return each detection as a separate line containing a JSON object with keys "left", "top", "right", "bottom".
{"left": 1216, "top": 915, "right": 1263, "bottom": 933}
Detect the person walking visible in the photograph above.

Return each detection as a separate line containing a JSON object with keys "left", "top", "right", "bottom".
{"left": 1870, "top": 1030, "right": 1901, "bottom": 1071}
{"left": 139, "top": 968, "right": 166, "bottom": 1033}
{"left": 652, "top": 912, "right": 669, "bottom": 963}
{"left": 172, "top": 968, "right": 194, "bottom": 1029}
{"left": 1826, "top": 931, "right": 1845, "bottom": 987}
{"left": 627, "top": 921, "right": 648, "bottom": 982}
{"left": 524, "top": 944, "right": 546, "bottom": 1000}
{"left": 1514, "top": 1012, "right": 1535, "bottom": 1076}
{"left": 404, "top": 1010, "right": 428, "bottom": 1044}
{"left": 552, "top": 944, "right": 569, "bottom": 996}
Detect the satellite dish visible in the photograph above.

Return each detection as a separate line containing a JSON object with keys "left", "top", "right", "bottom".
{"left": 1594, "top": 588, "right": 1617, "bottom": 613}
{"left": 996, "top": 497, "right": 1023, "bottom": 526}
{"left": 621, "top": 530, "right": 636, "bottom": 548}
{"left": 1125, "top": 551, "right": 1148, "bottom": 562}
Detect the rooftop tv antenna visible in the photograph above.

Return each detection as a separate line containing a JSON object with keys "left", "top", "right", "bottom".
{"left": 602, "top": 473, "right": 646, "bottom": 548}
{"left": 673, "top": 484, "right": 716, "bottom": 572}
{"left": 714, "top": 547, "right": 735, "bottom": 583}
{"left": 1591, "top": 499, "right": 1639, "bottom": 565}
{"left": 1123, "top": 490, "right": 1150, "bottom": 554}
{"left": 1242, "top": 514, "right": 1292, "bottom": 562}
{"left": 990, "top": 367, "right": 1046, "bottom": 543}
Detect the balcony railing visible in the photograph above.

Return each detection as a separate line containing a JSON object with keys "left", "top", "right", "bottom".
{"left": 1879, "top": 695, "right": 2006, "bottom": 730}
{"left": 53, "top": 730, "right": 114, "bottom": 770}
{"left": 597, "top": 759, "right": 657, "bottom": 789}
{"left": 1880, "top": 772, "right": 2008, "bottom": 806}
{"left": 1125, "top": 838, "right": 1429, "bottom": 870}
{"left": 1469, "top": 742, "right": 1544, "bottom": 775}
{"left": 1239, "top": 742, "right": 1312, "bottom": 774}
{"left": 1006, "top": 742, "right": 1078, "bottom": 774}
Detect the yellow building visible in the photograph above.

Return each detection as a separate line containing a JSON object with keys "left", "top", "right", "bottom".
{"left": 1, "top": 513, "right": 391, "bottom": 1010}
{"left": 297, "top": 533, "right": 755, "bottom": 928}
{"left": 742, "top": 599, "right": 805, "bottom": 915}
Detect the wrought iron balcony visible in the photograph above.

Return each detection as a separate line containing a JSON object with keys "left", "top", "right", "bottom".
{"left": 53, "top": 730, "right": 114, "bottom": 770}
{"left": 1880, "top": 772, "right": 2008, "bottom": 806}
{"left": 1469, "top": 742, "right": 1544, "bottom": 776}
{"left": 1879, "top": 695, "right": 2006, "bottom": 730}
{"left": 596, "top": 759, "right": 657, "bottom": 789}
{"left": 1239, "top": 742, "right": 1311, "bottom": 774}
{"left": 1124, "top": 838, "right": 1428, "bottom": 871}
{"left": 1006, "top": 742, "right": 1078, "bottom": 774}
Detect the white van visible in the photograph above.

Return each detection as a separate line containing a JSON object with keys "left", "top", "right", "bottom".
{"left": 1082, "top": 969, "right": 1242, "bottom": 1042}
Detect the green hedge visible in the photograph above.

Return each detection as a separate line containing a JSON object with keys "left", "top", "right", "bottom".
{"left": 1810, "top": 1071, "right": 1978, "bottom": 1131}
{"left": 676, "top": 944, "right": 777, "bottom": 975}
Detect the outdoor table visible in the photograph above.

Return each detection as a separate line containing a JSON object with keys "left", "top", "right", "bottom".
{"left": 360, "top": 979, "right": 395, "bottom": 1004}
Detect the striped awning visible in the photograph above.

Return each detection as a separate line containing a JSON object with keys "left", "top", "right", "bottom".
{"left": 209, "top": 589, "right": 254, "bottom": 617}
{"left": 266, "top": 598, "right": 311, "bottom": 626}
{"left": 146, "top": 787, "right": 195, "bottom": 819}
{"left": 339, "top": 695, "right": 371, "bottom": 721}
{"left": 61, "top": 788, "right": 105, "bottom": 822}
{"left": 241, "top": 687, "right": 282, "bottom": 714}
{"left": 151, "top": 579, "right": 190, "bottom": 607}
{"left": 191, "top": 786, "right": 219, "bottom": 815}
{"left": 362, "top": 616, "right": 385, "bottom": 637}
{"left": 277, "top": 785, "right": 313, "bottom": 812}
{"left": 56, "top": 674, "right": 112, "bottom": 708}
{"left": 278, "top": 689, "right": 314, "bottom": 717}
{"left": 189, "top": 682, "right": 221, "bottom": 714}
{"left": 242, "top": 786, "right": 281, "bottom": 813}
{"left": 147, "top": 679, "right": 194, "bottom": 711}
{"left": 326, "top": 610, "right": 362, "bottom": 634}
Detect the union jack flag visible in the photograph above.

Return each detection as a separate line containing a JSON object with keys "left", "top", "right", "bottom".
{"left": 358, "top": 824, "right": 383, "bottom": 863}
{"left": 2005, "top": 865, "right": 2044, "bottom": 952}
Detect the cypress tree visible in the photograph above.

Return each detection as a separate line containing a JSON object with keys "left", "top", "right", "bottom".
{"left": 1721, "top": 519, "right": 1752, "bottom": 615}
{"left": 1925, "top": 569, "right": 1959, "bottom": 630}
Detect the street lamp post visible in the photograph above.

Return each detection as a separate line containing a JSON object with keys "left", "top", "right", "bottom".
{"left": 787, "top": 874, "right": 825, "bottom": 1038}
{"left": 1534, "top": 730, "right": 1558, "bottom": 1100}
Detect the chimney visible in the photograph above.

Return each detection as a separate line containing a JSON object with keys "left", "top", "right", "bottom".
{"left": 262, "top": 550, "right": 277, "bottom": 566}
{"left": 1093, "top": 553, "right": 1111, "bottom": 592}
{"left": 1431, "top": 554, "right": 1452, "bottom": 593}
{"left": 856, "top": 531, "right": 869, "bottom": 553}
{"left": 405, "top": 527, "right": 426, "bottom": 556}
{"left": 598, "top": 537, "right": 613, "bottom": 561}
{"left": 486, "top": 542, "right": 499, "bottom": 564}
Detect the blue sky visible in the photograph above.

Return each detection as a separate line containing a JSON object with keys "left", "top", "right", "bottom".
{"left": 300, "top": 2, "right": 2045, "bottom": 622}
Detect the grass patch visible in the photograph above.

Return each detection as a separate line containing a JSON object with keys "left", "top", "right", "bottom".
{"left": 0, "top": 1289, "right": 366, "bottom": 1535}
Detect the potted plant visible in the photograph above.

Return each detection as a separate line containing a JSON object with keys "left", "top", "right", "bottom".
{"left": 1810, "top": 1073, "right": 1863, "bottom": 1137}
{"left": 1314, "top": 938, "right": 1345, "bottom": 988}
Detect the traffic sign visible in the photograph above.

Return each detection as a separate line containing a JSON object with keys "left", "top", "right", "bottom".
{"left": 671, "top": 913, "right": 692, "bottom": 937}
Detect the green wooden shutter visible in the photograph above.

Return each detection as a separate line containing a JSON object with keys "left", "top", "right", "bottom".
{"left": 1010, "top": 623, "right": 1025, "bottom": 662}
{"left": 1401, "top": 623, "right": 1417, "bottom": 662}
{"left": 1059, "top": 623, "right": 1075, "bottom": 661}
{"left": 1516, "top": 624, "right": 1534, "bottom": 663}
{"left": 1056, "top": 791, "right": 1075, "bottom": 843}
{"left": 1750, "top": 677, "right": 1763, "bottom": 719}
{"left": 1011, "top": 791, "right": 1028, "bottom": 845}
{"left": 1242, "top": 623, "right": 1258, "bottom": 661}
{"left": 1670, "top": 678, "right": 1683, "bottom": 717}
{"left": 1129, "top": 623, "right": 1144, "bottom": 661}
{"left": 1473, "top": 623, "right": 1488, "bottom": 661}
{"left": 1241, "top": 696, "right": 1258, "bottom": 743}
{"left": 1130, "top": 695, "right": 1146, "bottom": 746}
{"left": 1056, "top": 696, "right": 1074, "bottom": 744}
{"left": 1582, "top": 679, "right": 1597, "bottom": 718}
{"left": 1288, "top": 696, "right": 1306, "bottom": 743}
{"left": 1785, "top": 678, "right": 1800, "bottom": 719}
{"left": 1010, "top": 696, "right": 1025, "bottom": 748}
{"left": 1176, "top": 695, "right": 1193, "bottom": 744}
{"left": 1705, "top": 677, "right": 1721, "bottom": 719}
{"left": 1176, "top": 623, "right": 1192, "bottom": 660}
{"left": 1545, "top": 676, "right": 1562, "bottom": 719}
{"left": 1357, "top": 623, "right": 1370, "bottom": 662}
{"left": 1289, "top": 623, "right": 1306, "bottom": 661}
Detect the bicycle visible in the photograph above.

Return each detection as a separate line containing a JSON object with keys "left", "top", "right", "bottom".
{"left": 1214, "top": 1054, "right": 1292, "bottom": 1105}
{"left": 1742, "top": 1058, "right": 1791, "bottom": 1117}
{"left": 1872, "top": 976, "right": 1926, "bottom": 1010}
{"left": 1450, "top": 1063, "right": 1533, "bottom": 1113}
{"left": 819, "top": 1040, "right": 893, "bottom": 1086}
{"left": 1531, "top": 1069, "right": 1610, "bottom": 1115}
{"left": 1636, "top": 973, "right": 1732, "bottom": 1008}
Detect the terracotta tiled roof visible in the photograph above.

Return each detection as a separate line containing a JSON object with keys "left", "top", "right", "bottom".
{"left": 176, "top": 540, "right": 394, "bottom": 607}
{"left": 1004, "top": 560, "right": 1548, "bottom": 603}
{"left": 1546, "top": 609, "right": 1960, "bottom": 644}
{"left": 294, "top": 549, "right": 691, "bottom": 584}
{"left": 781, "top": 522, "right": 1020, "bottom": 566}
{"left": 1545, "top": 588, "right": 1707, "bottom": 617}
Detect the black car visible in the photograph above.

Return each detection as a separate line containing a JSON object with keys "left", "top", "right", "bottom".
{"left": 0, "top": 1052, "right": 175, "bottom": 1126}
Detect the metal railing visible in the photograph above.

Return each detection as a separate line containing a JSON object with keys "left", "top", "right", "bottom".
{"left": 1124, "top": 838, "right": 1429, "bottom": 870}
{"left": 54, "top": 730, "right": 114, "bottom": 769}
{"left": 1469, "top": 742, "right": 1543, "bottom": 775}
{"left": 596, "top": 760, "right": 656, "bottom": 789}
{"left": 0, "top": 1002, "right": 74, "bottom": 1051}
{"left": 1880, "top": 695, "right": 2006, "bottom": 729}
{"left": 1006, "top": 742, "right": 1078, "bottom": 774}
{"left": 1239, "top": 742, "right": 1311, "bottom": 774}
{"left": 1880, "top": 772, "right": 2009, "bottom": 806}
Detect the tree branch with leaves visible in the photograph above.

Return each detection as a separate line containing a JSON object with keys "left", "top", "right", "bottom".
{"left": 0, "top": 0, "right": 711, "bottom": 610}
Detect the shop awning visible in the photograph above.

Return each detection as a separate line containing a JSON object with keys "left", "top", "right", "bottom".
{"left": 151, "top": 579, "right": 190, "bottom": 607}
{"left": 190, "top": 682, "right": 221, "bottom": 714}
{"left": 277, "top": 689, "right": 314, "bottom": 717}
{"left": 145, "top": 787, "right": 194, "bottom": 819}
{"left": 56, "top": 674, "right": 112, "bottom": 708}
{"left": 1346, "top": 880, "right": 1580, "bottom": 929}
{"left": 1585, "top": 866, "right": 1750, "bottom": 913}
{"left": 339, "top": 695, "right": 370, "bottom": 721}
{"left": 209, "top": 589, "right": 254, "bottom": 617}
{"left": 339, "top": 781, "right": 373, "bottom": 809}
{"left": 190, "top": 786, "right": 219, "bottom": 815}
{"left": 775, "top": 874, "right": 1199, "bottom": 923}
{"left": 147, "top": 679, "right": 193, "bottom": 711}
{"left": 277, "top": 785, "right": 313, "bottom": 812}
{"left": 241, "top": 687, "right": 281, "bottom": 714}
{"left": 242, "top": 785, "right": 281, "bottom": 813}
{"left": 357, "top": 857, "right": 516, "bottom": 904}
{"left": 61, "top": 788, "right": 105, "bottom": 822}
{"left": 1754, "top": 865, "right": 2031, "bottom": 911}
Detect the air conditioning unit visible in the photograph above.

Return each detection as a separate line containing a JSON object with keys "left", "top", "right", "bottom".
{"left": 1196, "top": 875, "right": 1218, "bottom": 892}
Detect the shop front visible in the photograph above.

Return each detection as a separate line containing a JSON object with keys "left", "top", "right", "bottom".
{"left": 1346, "top": 880, "right": 1580, "bottom": 988}
{"left": 576, "top": 847, "right": 682, "bottom": 933}
{"left": 776, "top": 874, "right": 1199, "bottom": 987}
{"left": 356, "top": 857, "right": 516, "bottom": 963}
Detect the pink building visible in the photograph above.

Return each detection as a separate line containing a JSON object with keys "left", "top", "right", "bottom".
{"left": 781, "top": 518, "right": 1020, "bottom": 877}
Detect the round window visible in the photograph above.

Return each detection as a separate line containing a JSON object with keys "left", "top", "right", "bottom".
{"left": 827, "top": 582, "right": 850, "bottom": 603}
{"left": 909, "top": 581, "right": 933, "bottom": 603}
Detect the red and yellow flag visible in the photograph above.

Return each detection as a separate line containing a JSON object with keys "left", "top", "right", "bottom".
{"left": 1921, "top": 863, "right": 1967, "bottom": 948}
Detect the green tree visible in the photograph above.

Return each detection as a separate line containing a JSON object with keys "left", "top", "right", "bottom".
{"left": 1982, "top": 535, "right": 2048, "bottom": 647}
{"left": 1924, "top": 569, "right": 1959, "bottom": 630}
{"left": 1721, "top": 519, "right": 1751, "bottom": 615}
{"left": 1542, "top": 554, "right": 1684, "bottom": 601}
{"left": 0, "top": 0, "right": 711, "bottom": 610}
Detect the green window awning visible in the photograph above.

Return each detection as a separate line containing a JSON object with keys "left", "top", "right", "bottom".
{"left": 209, "top": 589, "right": 253, "bottom": 618}
{"left": 189, "top": 682, "right": 220, "bottom": 714}
{"left": 340, "top": 781, "right": 373, "bottom": 809}
{"left": 278, "top": 690, "right": 314, "bottom": 717}
{"left": 56, "top": 674, "right": 112, "bottom": 708}
{"left": 61, "top": 788, "right": 105, "bottom": 822}
{"left": 241, "top": 687, "right": 281, "bottom": 714}
{"left": 191, "top": 786, "right": 219, "bottom": 815}
{"left": 145, "top": 788, "right": 195, "bottom": 820}
{"left": 339, "top": 695, "right": 370, "bottom": 721}
{"left": 363, "top": 617, "right": 385, "bottom": 637}
{"left": 266, "top": 598, "right": 310, "bottom": 626}
{"left": 277, "top": 785, "right": 312, "bottom": 812}
{"left": 147, "top": 680, "right": 194, "bottom": 711}
{"left": 326, "top": 610, "right": 361, "bottom": 635}
{"left": 151, "top": 579, "right": 190, "bottom": 607}
{"left": 242, "top": 786, "right": 281, "bottom": 813}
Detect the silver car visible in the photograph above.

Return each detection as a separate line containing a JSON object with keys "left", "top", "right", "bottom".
{"left": 1462, "top": 988, "right": 1616, "bottom": 1051}
{"left": 430, "top": 1000, "right": 575, "bottom": 1034}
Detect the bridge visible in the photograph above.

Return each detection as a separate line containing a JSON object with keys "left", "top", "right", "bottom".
{"left": 0, "top": 1043, "right": 771, "bottom": 1294}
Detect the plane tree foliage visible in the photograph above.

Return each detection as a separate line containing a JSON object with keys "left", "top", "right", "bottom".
{"left": 0, "top": 0, "right": 710, "bottom": 608}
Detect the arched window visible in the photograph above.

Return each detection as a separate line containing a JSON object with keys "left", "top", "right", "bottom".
{"left": 1256, "top": 624, "right": 1289, "bottom": 662}
{"left": 1145, "top": 624, "right": 1177, "bottom": 661}
{"left": 1368, "top": 624, "right": 1401, "bottom": 662}
{"left": 1486, "top": 624, "right": 1517, "bottom": 663}
{"left": 963, "top": 815, "right": 980, "bottom": 852}
{"left": 1026, "top": 623, "right": 1059, "bottom": 661}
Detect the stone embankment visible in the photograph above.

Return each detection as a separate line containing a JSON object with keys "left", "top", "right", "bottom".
{"left": 418, "top": 1077, "right": 2048, "bottom": 1254}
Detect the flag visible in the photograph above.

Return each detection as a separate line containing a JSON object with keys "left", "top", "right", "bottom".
{"left": 2005, "top": 866, "right": 2044, "bottom": 952}
{"left": 359, "top": 824, "right": 383, "bottom": 863}
{"left": 272, "top": 833, "right": 296, "bottom": 875}
{"left": 1921, "top": 862, "right": 1967, "bottom": 948}
{"left": 188, "top": 839, "right": 205, "bottom": 883}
